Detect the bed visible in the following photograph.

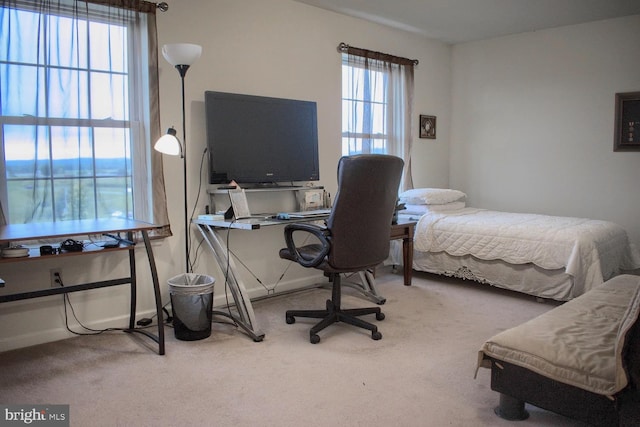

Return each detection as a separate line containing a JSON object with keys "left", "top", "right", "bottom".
{"left": 476, "top": 274, "right": 640, "bottom": 425}
{"left": 396, "top": 188, "right": 640, "bottom": 301}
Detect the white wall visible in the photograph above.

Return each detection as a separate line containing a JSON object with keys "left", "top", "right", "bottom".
{"left": 156, "top": 0, "right": 451, "bottom": 296}
{"left": 0, "top": 0, "right": 451, "bottom": 352}
{"left": 451, "top": 15, "right": 640, "bottom": 247}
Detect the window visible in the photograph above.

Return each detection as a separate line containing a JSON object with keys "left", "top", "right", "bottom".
{"left": 340, "top": 45, "right": 416, "bottom": 191}
{"left": 0, "top": 1, "right": 158, "bottom": 225}
{"left": 341, "top": 58, "right": 389, "bottom": 155}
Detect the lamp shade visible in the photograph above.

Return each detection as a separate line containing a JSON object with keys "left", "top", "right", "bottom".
{"left": 154, "top": 127, "right": 182, "bottom": 156}
{"left": 162, "top": 43, "right": 202, "bottom": 66}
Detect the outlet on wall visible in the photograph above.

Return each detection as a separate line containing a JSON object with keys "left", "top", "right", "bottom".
{"left": 50, "top": 268, "right": 62, "bottom": 288}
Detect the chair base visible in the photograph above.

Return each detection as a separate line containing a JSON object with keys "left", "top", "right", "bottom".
{"left": 286, "top": 297, "right": 385, "bottom": 344}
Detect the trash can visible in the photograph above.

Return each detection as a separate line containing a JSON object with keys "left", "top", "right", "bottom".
{"left": 168, "top": 273, "right": 215, "bottom": 341}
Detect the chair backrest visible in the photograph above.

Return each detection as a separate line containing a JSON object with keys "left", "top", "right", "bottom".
{"left": 326, "top": 154, "right": 404, "bottom": 271}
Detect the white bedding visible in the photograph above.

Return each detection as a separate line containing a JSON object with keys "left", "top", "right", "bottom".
{"left": 412, "top": 251, "right": 575, "bottom": 300}
{"left": 414, "top": 208, "right": 640, "bottom": 297}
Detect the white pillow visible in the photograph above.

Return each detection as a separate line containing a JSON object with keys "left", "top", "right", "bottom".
{"left": 399, "top": 188, "right": 466, "bottom": 205}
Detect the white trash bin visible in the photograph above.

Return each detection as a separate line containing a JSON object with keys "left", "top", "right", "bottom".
{"left": 168, "top": 273, "right": 215, "bottom": 341}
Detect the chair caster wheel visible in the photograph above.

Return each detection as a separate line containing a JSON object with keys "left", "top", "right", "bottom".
{"left": 310, "top": 334, "right": 320, "bottom": 344}
{"left": 286, "top": 315, "right": 295, "bottom": 324}
{"left": 376, "top": 312, "right": 385, "bottom": 321}
{"left": 372, "top": 331, "right": 382, "bottom": 340}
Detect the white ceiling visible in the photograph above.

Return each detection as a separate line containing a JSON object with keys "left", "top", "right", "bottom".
{"left": 294, "top": 0, "right": 640, "bottom": 44}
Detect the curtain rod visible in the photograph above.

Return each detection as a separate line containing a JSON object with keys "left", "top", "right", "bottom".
{"left": 338, "top": 42, "right": 418, "bottom": 66}
{"left": 82, "top": 1, "right": 168, "bottom": 13}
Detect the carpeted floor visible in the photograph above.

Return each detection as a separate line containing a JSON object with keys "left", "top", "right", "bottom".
{"left": 0, "top": 268, "right": 588, "bottom": 426}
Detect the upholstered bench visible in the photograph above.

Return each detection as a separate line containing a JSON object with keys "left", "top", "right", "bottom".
{"left": 477, "top": 274, "right": 640, "bottom": 426}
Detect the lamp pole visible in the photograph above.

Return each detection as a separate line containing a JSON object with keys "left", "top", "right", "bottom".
{"left": 157, "top": 43, "right": 202, "bottom": 274}
{"left": 176, "top": 64, "right": 190, "bottom": 273}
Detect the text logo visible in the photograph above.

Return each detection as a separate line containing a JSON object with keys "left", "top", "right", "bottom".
{"left": 1, "top": 405, "right": 69, "bottom": 426}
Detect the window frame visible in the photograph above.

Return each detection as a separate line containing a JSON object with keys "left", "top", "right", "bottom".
{"left": 0, "top": 1, "right": 153, "bottom": 225}
{"left": 341, "top": 55, "right": 390, "bottom": 156}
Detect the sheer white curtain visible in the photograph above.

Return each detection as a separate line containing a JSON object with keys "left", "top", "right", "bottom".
{"left": 342, "top": 45, "right": 415, "bottom": 191}
{"left": 388, "top": 60, "right": 414, "bottom": 191}
{"left": 0, "top": 0, "right": 170, "bottom": 237}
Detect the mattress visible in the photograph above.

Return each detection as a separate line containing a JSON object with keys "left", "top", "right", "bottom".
{"left": 408, "top": 208, "right": 640, "bottom": 300}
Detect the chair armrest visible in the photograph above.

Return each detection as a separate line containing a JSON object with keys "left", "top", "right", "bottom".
{"left": 283, "top": 223, "right": 330, "bottom": 268}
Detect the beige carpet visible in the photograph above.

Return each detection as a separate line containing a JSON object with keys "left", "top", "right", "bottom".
{"left": 0, "top": 268, "right": 588, "bottom": 426}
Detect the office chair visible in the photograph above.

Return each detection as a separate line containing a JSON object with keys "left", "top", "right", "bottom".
{"left": 279, "top": 154, "right": 404, "bottom": 343}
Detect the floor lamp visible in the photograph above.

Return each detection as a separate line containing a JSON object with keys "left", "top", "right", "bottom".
{"left": 154, "top": 43, "right": 202, "bottom": 274}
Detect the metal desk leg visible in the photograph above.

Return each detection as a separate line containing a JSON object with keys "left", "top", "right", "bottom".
{"left": 142, "top": 230, "right": 166, "bottom": 354}
{"left": 125, "top": 230, "right": 166, "bottom": 355}
{"left": 127, "top": 231, "right": 137, "bottom": 330}
{"left": 196, "top": 224, "right": 265, "bottom": 342}
{"left": 340, "top": 269, "right": 386, "bottom": 305}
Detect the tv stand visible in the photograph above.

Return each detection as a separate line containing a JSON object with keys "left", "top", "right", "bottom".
{"left": 240, "top": 183, "right": 302, "bottom": 189}
{"left": 208, "top": 184, "right": 321, "bottom": 195}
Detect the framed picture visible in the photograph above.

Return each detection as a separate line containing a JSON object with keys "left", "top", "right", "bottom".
{"left": 614, "top": 91, "right": 640, "bottom": 152}
{"left": 228, "top": 189, "right": 251, "bottom": 219}
{"left": 419, "top": 115, "right": 436, "bottom": 139}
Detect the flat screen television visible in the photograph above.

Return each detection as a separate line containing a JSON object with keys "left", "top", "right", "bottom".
{"left": 204, "top": 91, "right": 320, "bottom": 186}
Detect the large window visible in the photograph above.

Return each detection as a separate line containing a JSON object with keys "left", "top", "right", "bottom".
{"left": 340, "top": 46, "right": 415, "bottom": 191}
{"left": 341, "top": 58, "right": 389, "bottom": 155}
{"left": 0, "top": 1, "right": 159, "bottom": 225}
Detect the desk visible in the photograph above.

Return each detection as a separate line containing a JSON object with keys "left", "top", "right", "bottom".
{"left": 0, "top": 219, "right": 165, "bottom": 355}
{"left": 194, "top": 216, "right": 416, "bottom": 342}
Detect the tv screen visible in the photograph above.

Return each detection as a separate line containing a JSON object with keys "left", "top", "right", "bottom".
{"left": 204, "top": 91, "right": 319, "bottom": 186}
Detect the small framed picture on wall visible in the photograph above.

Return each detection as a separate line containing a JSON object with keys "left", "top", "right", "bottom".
{"left": 614, "top": 91, "right": 640, "bottom": 152}
{"left": 419, "top": 115, "right": 436, "bottom": 139}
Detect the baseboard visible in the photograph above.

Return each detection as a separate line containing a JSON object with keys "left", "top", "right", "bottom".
{"left": 0, "top": 312, "right": 146, "bottom": 353}
{"left": 0, "top": 276, "right": 327, "bottom": 353}
{"left": 210, "top": 274, "right": 327, "bottom": 307}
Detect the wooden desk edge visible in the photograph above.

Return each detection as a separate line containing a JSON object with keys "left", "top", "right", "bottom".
{"left": 0, "top": 219, "right": 159, "bottom": 242}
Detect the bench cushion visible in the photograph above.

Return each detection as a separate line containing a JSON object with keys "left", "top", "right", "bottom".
{"left": 478, "top": 274, "right": 640, "bottom": 396}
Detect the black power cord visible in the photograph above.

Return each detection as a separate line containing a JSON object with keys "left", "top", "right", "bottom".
{"left": 54, "top": 272, "right": 172, "bottom": 335}
{"left": 60, "top": 239, "right": 84, "bottom": 252}
{"left": 136, "top": 306, "right": 172, "bottom": 326}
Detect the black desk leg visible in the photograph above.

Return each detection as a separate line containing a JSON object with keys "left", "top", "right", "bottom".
{"left": 142, "top": 230, "right": 165, "bottom": 355}
{"left": 123, "top": 230, "right": 165, "bottom": 355}
{"left": 128, "top": 231, "right": 137, "bottom": 330}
